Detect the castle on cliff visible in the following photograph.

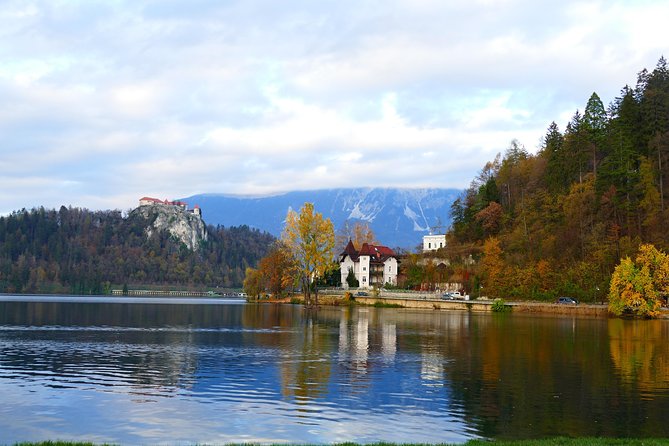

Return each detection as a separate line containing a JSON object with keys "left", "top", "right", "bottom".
{"left": 139, "top": 197, "right": 202, "bottom": 218}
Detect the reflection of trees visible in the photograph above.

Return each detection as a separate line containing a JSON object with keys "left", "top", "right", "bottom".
{"left": 279, "top": 312, "right": 332, "bottom": 403}
{"left": 608, "top": 319, "right": 669, "bottom": 392}
{"left": 445, "top": 315, "right": 669, "bottom": 439}
{"left": 7, "top": 300, "right": 669, "bottom": 440}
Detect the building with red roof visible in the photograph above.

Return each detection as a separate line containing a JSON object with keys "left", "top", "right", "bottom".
{"left": 138, "top": 197, "right": 201, "bottom": 218}
{"left": 339, "top": 240, "right": 398, "bottom": 289}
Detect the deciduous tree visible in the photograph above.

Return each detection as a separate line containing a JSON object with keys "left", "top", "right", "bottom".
{"left": 608, "top": 244, "right": 668, "bottom": 317}
{"left": 282, "top": 203, "right": 335, "bottom": 307}
{"left": 335, "top": 220, "right": 377, "bottom": 253}
{"left": 481, "top": 237, "right": 505, "bottom": 299}
{"left": 258, "top": 242, "right": 297, "bottom": 297}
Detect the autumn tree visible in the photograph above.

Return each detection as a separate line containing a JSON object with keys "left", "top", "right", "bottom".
{"left": 475, "top": 201, "right": 503, "bottom": 235}
{"left": 243, "top": 267, "right": 264, "bottom": 300}
{"left": 282, "top": 202, "right": 335, "bottom": 307}
{"left": 257, "top": 242, "right": 298, "bottom": 297}
{"left": 335, "top": 220, "right": 377, "bottom": 253}
{"left": 481, "top": 237, "right": 505, "bottom": 299}
{"left": 608, "top": 244, "right": 669, "bottom": 317}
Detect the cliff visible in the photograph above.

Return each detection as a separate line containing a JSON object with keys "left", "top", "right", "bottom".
{"left": 131, "top": 203, "right": 208, "bottom": 251}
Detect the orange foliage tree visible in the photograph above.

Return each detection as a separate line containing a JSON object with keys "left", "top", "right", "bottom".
{"left": 481, "top": 237, "right": 505, "bottom": 299}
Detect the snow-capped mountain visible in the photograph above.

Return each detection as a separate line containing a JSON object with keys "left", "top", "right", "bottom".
{"left": 180, "top": 188, "right": 462, "bottom": 249}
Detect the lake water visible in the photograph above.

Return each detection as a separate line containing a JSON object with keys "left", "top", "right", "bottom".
{"left": 1, "top": 296, "right": 669, "bottom": 444}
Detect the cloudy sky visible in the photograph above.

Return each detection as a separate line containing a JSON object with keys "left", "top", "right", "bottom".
{"left": 1, "top": 0, "right": 668, "bottom": 213}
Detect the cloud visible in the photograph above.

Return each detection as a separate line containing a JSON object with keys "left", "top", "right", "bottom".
{"left": 0, "top": 0, "right": 667, "bottom": 213}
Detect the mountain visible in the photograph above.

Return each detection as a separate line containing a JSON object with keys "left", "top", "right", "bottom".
{"left": 180, "top": 188, "right": 463, "bottom": 249}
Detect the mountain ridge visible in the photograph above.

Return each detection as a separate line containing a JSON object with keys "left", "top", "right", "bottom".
{"left": 180, "top": 187, "right": 463, "bottom": 249}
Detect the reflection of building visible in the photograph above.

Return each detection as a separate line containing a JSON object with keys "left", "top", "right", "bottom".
{"left": 382, "top": 323, "right": 396, "bottom": 361}
{"left": 421, "top": 351, "right": 444, "bottom": 384}
{"left": 423, "top": 234, "right": 446, "bottom": 252}
{"left": 338, "top": 308, "right": 370, "bottom": 375}
{"left": 339, "top": 241, "right": 398, "bottom": 289}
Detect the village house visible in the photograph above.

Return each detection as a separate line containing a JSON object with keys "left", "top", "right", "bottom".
{"left": 423, "top": 233, "right": 446, "bottom": 252}
{"left": 339, "top": 241, "right": 398, "bottom": 289}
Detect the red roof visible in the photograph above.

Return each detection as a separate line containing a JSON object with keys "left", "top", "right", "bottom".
{"left": 340, "top": 241, "right": 396, "bottom": 263}
{"left": 140, "top": 197, "right": 165, "bottom": 204}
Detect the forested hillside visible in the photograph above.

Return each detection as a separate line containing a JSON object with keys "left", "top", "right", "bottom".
{"left": 446, "top": 57, "right": 669, "bottom": 302}
{"left": 0, "top": 206, "right": 275, "bottom": 294}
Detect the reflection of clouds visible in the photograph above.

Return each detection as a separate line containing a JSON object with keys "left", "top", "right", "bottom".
{"left": 1, "top": 302, "right": 484, "bottom": 444}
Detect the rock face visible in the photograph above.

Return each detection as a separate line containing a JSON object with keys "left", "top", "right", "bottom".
{"left": 131, "top": 204, "right": 207, "bottom": 251}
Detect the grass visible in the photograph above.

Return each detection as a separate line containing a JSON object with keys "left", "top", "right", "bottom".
{"left": 11, "top": 439, "right": 669, "bottom": 446}
{"left": 372, "top": 300, "right": 404, "bottom": 308}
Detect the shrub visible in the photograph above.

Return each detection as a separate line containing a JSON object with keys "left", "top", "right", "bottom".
{"left": 491, "top": 298, "right": 511, "bottom": 313}
{"left": 372, "top": 301, "right": 403, "bottom": 308}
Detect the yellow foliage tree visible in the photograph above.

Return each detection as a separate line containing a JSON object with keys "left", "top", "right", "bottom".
{"left": 243, "top": 267, "right": 264, "bottom": 300}
{"left": 282, "top": 202, "right": 335, "bottom": 307}
{"left": 608, "top": 244, "right": 669, "bottom": 317}
{"left": 481, "top": 237, "right": 505, "bottom": 299}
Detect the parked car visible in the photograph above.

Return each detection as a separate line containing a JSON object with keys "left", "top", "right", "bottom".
{"left": 355, "top": 291, "right": 369, "bottom": 297}
{"left": 441, "top": 292, "right": 455, "bottom": 300}
{"left": 556, "top": 296, "right": 578, "bottom": 305}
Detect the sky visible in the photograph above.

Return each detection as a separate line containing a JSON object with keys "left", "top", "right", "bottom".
{"left": 1, "top": 0, "right": 668, "bottom": 214}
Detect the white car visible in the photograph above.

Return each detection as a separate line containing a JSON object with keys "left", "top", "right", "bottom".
{"left": 441, "top": 291, "right": 471, "bottom": 301}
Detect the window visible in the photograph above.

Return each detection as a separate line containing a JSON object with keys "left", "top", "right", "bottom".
{"left": 440, "top": 242, "right": 443, "bottom": 248}
{"left": 363, "top": 266, "right": 366, "bottom": 271}
{"left": 428, "top": 242, "right": 431, "bottom": 249}
{"left": 363, "top": 276, "right": 367, "bottom": 282}
{"left": 388, "top": 266, "right": 392, "bottom": 272}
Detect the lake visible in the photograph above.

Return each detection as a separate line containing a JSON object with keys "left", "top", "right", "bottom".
{"left": 1, "top": 296, "right": 669, "bottom": 444}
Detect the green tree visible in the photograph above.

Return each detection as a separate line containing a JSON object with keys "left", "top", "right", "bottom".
{"left": 282, "top": 203, "right": 335, "bottom": 307}
{"left": 345, "top": 267, "right": 359, "bottom": 288}
{"left": 542, "top": 121, "right": 566, "bottom": 192}
{"left": 583, "top": 91, "right": 608, "bottom": 177}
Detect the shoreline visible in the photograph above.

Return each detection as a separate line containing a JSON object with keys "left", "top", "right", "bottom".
{"left": 3, "top": 291, "right": 669, "bottom": 318}
{"left": 263, "top": 292, "right": 669, "bottom": 318}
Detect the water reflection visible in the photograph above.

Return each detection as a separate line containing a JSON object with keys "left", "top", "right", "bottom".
{"left": 1, "top": 298, "right": 669, "bottom": 443}
{"left": 609, "top": 319, "right": 669, "bottom": 393}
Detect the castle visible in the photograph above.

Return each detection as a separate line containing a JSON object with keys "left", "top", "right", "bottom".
{"left": 138, "top": 197, "right": 202, "bottom": 217}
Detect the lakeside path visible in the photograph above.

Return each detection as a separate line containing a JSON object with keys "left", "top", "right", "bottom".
{"left": 277, "top": 291, "right": 669, "bottom": 318}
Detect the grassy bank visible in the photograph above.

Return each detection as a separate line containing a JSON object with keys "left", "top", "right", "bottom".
{"left": 12, "top": 439, "right": 669, "bottom": 446}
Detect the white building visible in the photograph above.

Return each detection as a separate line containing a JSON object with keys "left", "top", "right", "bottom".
{"left": 423, "top": 234, "right": 446, "bottom": 252}
{"left": 340, "top": 241, "right": 398, "bottom": 289}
